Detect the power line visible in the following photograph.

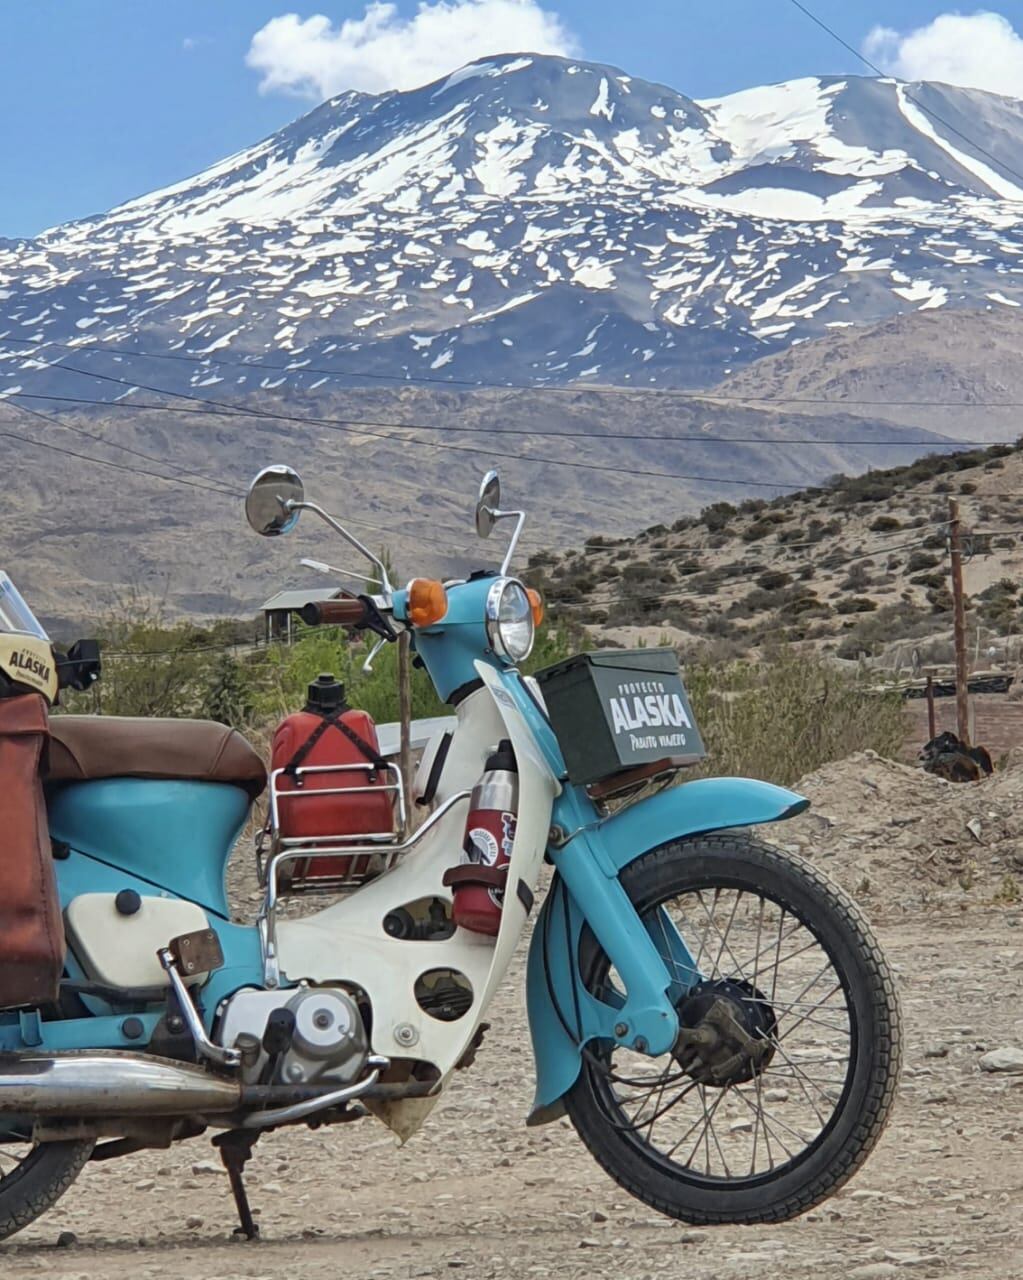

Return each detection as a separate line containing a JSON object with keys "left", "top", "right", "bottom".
{"left": 5, "top": 381, "right": 812, "bottom": 493}
{"left": 7, "top": 331, "right": 1023, "bottom": 412}
{"left": 7, "top": 400, "right": 238, "bottom": 496}
{"left": 0, "top": 401, "right": 479, "bottom": 555}
{"left": 17, "top": 348, "right": 1016, "bottom": 493}
{"left": 0, "top": 421, "right": 238, "bottom": 498}
{"left": 785, "top": 0, "right": 1023, "bottom": 190}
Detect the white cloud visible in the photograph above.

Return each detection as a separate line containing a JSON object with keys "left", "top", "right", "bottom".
{"left": 864, "top": 10, "right": 1023, "bottom": 98}
{"left": 246, "top": 0, "right": 579, "bottom": 99}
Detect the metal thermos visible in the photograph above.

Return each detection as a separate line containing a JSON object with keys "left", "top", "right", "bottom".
{"left": 450, "top": 740, "right": 518, "bottom": 936}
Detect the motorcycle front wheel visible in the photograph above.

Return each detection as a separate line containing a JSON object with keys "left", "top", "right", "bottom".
{"left": 565, "top": 834, "right": 901, "bottom": 1225}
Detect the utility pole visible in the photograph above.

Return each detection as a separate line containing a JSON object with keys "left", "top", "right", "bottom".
{"left": 398, "top": 629, "right": 414, "bottom": 823}
{"left": 925, "top": 673, "right": 936, "bottom": 741}
{"left": 948, "top": 498, "right": 971, "bottom": 745}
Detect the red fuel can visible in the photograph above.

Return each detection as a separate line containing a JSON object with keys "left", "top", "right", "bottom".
{"left": 270, "top": 676, "right": 395, "bottom": 875}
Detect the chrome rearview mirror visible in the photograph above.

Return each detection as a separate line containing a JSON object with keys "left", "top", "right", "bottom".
{"left": 246, "top": 465, "right": 305, "bottom": 537}
{"left": 476, "top": 470, "right": 501, "bottom": 538}
{"left": 474, "top": 469, "right": 525, "bottom": 575}
{"left": 247, "top": 464, "right": 394, "bottom": 599}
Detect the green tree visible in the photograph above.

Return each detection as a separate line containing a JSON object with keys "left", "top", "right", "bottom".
{"left": 200, "top": 652, "right": 253, "bottom": 730}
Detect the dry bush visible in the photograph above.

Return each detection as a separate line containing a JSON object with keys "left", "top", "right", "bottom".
{"left": 684, "top": 648, "right": 904, "bottom": 786}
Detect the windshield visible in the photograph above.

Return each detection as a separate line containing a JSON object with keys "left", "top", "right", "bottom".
{"left": 0, "top": 573, "right": 49, "bottom": 640}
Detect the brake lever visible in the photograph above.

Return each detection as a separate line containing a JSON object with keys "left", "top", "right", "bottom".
{"left": 362, "top": 635, "right": 390, "bottom": 674}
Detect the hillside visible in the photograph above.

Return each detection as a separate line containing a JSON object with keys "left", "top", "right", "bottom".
{"left": 532, "top": 438, "right": 1023, "bottom": 666}
{"left": 0, "top": 383, "right": 952, "bottom": 632}
{"left": 710, "top": 306, "right": 1023, "bottom": 442}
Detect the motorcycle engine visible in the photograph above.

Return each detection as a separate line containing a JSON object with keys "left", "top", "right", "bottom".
{"left": 215, "top": 986, "right": 370, "bottom": 1087}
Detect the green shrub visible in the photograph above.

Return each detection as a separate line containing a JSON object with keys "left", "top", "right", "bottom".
{"left": 700, "top": 502, "right": 736, "bottom": 532}
{"left": 840, "top": 563, "right": 872, "bottom": 592}
{"left": 907, "top": 550, "right": 940, "bottom": 573}
{"left": 870, "top": 516, "right": 902, "bottom": 532}
{"left": 927, "top": 585, "right": 953, "bottom": 613}
{"left": 836, "top": 597, "right": 878, "bottom": 615}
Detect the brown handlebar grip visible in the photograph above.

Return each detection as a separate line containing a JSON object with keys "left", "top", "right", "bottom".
{"left": 298, "top": 598, "right": 368, "bottom": 627}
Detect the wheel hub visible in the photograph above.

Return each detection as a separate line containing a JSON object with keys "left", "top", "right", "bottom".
{"left": 674, "top": 978, "right": 777, "bottom": 1088}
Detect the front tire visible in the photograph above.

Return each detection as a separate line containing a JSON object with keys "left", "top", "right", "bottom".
{"left": 565, "top": 834, "right": 901, "bottom": 1225}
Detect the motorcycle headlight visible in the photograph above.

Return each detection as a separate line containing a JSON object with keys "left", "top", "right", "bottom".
{"left": 485, "top": 578, "right": 535, "bottom": 665}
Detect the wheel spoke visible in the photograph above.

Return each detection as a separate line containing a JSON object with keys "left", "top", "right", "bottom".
{"left": 693, "top": 890, "right": 750, "bottom": 984}
{"left": 752, "top": 895, "right": 766, "bottom": 995}
{"left": 751, "top": 1066, "right": 774, "bottom": 1172}
{"left": 705, "top": 1093, "right": 732, "bottom": 1178}
{"left": 731, "top": 1085, "right": 806, "bottom": 1152}
{"left": 0, "top": 1145, "right": 29, "bottom": 1177}
{"left": 711, "top": 889, "right": 743, "bottom": 980}
{"left": 778, "top": 983, "right": 850, "bottom": 1044}
{"left": 764, "top": 1039, "right": 831, "bottom": 1124}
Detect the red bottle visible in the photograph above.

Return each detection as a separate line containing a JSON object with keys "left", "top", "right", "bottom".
{"left": 444, "top": 741, "right": 518, "bottom": 936}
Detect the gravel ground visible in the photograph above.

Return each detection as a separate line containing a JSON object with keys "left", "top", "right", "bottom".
{"left": 2, "top": 757, "right": 1022, "bottom": 1279}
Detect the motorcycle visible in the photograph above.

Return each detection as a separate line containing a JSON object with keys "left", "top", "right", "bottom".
{"left": 0, "top": 466, "right": 901, "bottom": 1240}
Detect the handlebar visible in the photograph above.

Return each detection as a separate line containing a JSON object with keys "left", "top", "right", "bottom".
{"left": 298, "top": 598, "right": 369, "bottom": 627}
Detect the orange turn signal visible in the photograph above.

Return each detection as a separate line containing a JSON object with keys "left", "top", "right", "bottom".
{"left": 526, "top": 587, "right": 545, "bottom": 628}
{"left": 407, "top": 578, "right": 448, "bottom": 627}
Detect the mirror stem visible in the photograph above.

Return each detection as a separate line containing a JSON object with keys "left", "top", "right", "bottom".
{"left": 287, "top": 500, "right": 394, "bottom": 597}
{"left": 498, "top": 510, "right": 526, "bottom": 578}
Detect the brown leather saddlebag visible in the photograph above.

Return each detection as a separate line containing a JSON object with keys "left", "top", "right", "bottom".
{"left": 0, "top": 693, "right": 65, "bottom": 1009}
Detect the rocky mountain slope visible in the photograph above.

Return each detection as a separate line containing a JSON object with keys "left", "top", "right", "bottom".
{"left": 4, "top": 57, "right": 1023, "bottom": 399}
{"left": 710, "top": 306, "right": 1023, "bottom": 442}
{"left": 534, "top": 437, "right": 1023, "bottom": 665}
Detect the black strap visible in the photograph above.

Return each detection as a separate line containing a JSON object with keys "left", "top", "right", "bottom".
{"left": 416, "top": 731, "right": 452, "bottom": 808}
{"left": 284, "top": 708, "right": 389, "bottom": 783}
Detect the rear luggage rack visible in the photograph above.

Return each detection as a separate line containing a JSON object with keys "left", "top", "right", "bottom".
{"left": 259, "top": 761, "right": 407, "bottom": 894}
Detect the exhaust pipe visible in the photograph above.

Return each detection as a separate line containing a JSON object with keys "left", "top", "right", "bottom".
{"left": 0, "top": 1055, "right": 242, "bottom": 1117}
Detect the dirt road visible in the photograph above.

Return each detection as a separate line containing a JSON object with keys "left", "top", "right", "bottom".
{"left": 2, "top": 757, "right": 1023, "bottom": 1279}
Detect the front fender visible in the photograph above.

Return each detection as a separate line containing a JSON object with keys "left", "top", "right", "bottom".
{"left": 526, "top": 775, "right": 808, "bottom": 1123}
{"left": 597, "top": 775, "right": 808, "bottom": 873}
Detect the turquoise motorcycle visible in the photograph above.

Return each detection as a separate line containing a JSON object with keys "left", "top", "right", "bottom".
{"left": 0, "top": 468, "right": 900, "bottom": 1239}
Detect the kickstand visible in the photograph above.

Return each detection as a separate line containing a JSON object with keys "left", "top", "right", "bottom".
{"left": 212, "top": 1130, "right": 261, "bottom": 1240}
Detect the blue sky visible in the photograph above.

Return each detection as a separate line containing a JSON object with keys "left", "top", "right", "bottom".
{"left": 3, "top": 1, "right": 1023, "bottom": 238}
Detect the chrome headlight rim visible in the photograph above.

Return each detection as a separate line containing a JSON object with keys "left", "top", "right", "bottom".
{"left": 485, "top": 577, "right": 535, "bottom": 665}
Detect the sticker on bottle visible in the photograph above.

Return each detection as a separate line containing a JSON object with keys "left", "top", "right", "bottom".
{"left": 466, "top": 828, "right": 500, "bottom": 866}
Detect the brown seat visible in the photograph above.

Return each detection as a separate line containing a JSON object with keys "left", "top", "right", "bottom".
{"left": 46, "top": 716, "right": 267, "bottom": 799}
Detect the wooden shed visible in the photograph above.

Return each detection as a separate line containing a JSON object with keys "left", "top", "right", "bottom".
{"left": 260, "top": 587, "right": 345, "bottom": 645}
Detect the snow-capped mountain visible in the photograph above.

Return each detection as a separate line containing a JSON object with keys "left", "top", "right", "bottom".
{"left": 4, "top": 54, "right": 1023, "bottom": 399}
